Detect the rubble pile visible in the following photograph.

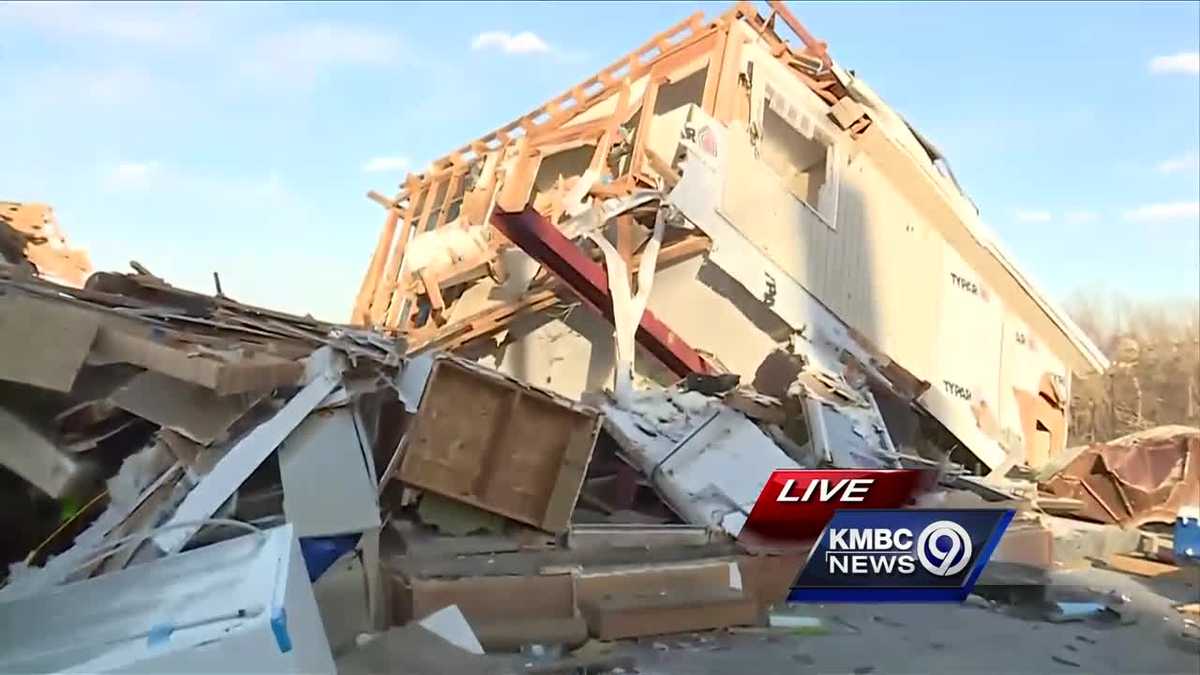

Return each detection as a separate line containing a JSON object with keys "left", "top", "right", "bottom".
{"left": 1, "top": 2, "right": 1197, "bottom": 673}
{"left": 0, "top": 201, "right": 92, "bottom": 287}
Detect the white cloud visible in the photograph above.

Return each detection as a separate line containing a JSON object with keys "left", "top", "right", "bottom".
{"left": 1157, "top": 151, "right": 1200, "bottom": 174}
{"left": 471, "top": 30, "right": 551, "bottom": 55}
{"left": 103, "top": 161, "right": 160, "bottom": 191}
{"left": 243, "top": 23, "right": 403, "bottom": 86}
{"left": 1149, "top": 51, "right": 1200, "bottom": 75}
{"left": 0, "top": 1, "right": 209, "bottom": 47}
{"left": 362, "top": 156, "right": 411, "bottom": 173}
{"left": 1064, "top": 211, "right": 1098, "bottom": 225}
{"left": 1014, "top": 209, "right": 1052, "bottom": 223}
{"left": 14, "top": 66, "right": 157, "bottom": 110}
{"left": 1123, "top": 201, "right": 1200, "bottom": 223}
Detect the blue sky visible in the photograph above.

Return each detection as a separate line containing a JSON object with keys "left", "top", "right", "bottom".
{"left": 2, "top": 1, "right": 1197, "bottom": 322}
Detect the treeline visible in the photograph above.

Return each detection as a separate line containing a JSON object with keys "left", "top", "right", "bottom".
{"left": 1063, "top": 289, "right": 1200, "bottom": 445}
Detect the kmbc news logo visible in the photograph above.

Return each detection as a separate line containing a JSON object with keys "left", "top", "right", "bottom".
{"left": 741, "top": 469, "right": 1013, "bottom": 602}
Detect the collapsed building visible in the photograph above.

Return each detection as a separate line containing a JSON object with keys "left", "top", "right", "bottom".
{"left": 350, "top": 1, "right": 1109, "bottom": 478}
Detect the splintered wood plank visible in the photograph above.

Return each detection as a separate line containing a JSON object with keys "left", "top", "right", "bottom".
{"left": 370, "top": 184, "right": 421, "bottom": 326}
{"left": 352, "top": 203, "right": 401, "bottom": 324}
{"left": 701, "top": 26, "right": 730, "bottom": 114}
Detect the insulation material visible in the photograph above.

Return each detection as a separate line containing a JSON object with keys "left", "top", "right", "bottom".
{"left": 399, "top": 223, "right": 495, "bottom": 288}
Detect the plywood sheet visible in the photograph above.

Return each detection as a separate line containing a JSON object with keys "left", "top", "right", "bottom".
{"left": 397, "top": 356, "right": 602, "bottom": 533}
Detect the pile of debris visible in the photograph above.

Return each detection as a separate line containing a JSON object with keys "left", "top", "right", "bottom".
{"left": 3, "top": 262, "right": 1194, "bottom": 672}
{"left": 1, "top": 201, "right": 92, "bottom": 287}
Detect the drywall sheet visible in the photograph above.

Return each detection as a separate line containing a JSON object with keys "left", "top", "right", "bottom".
{"left": 278, "top": 406, "right": 381, "bottom": 538}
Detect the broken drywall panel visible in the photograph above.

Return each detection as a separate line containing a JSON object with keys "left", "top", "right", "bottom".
{"left": 108, "top": 371, "right": 264, "bottom": 445}
{"left": 601, "top": 389, "right": 801, "bottom": 536}
{"left": 0, "top": 525, "right": 335, "bottom": 674}
{"left": 397, "top": 355, "right": 602, "bottom": 533}
{"left": 0, "top": 291, "right": 100, "bottom": 392}
{"left": 154, "top": 348, "right": 343, "bottom": 553}
{"left": 278, "top": 406, "right": 381, "bottom": 538}
{"left": 396, "top": 352, "right": 435, "bottom": 413}
{"left": 489, "top": 311, "right": 619, "bottom": 402}
{"left": 0, "top": 406, "right": 94, "bottom": 499}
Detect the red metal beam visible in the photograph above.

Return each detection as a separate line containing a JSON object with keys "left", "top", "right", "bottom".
{"left": 490, "top": 207, "right": 712, "bottom": 378}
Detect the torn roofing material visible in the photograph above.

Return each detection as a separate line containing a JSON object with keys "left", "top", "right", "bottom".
{"left": 1039, "top": 426, "right": 1200, "bottom": 527}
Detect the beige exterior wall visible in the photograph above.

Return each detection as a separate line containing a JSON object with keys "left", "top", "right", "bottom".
{"left": 700, "top": 33, "right": 1074, "bottom": 463}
